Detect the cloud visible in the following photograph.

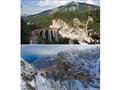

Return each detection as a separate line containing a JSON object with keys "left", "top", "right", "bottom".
{"left": 37, "top": 0, "right": 70, "bottom": 10}
{"left": 86, "top": 0, "right": 100, "bottom": 6}
{"left": 86, "top": 0, "right": 95, "bottom": 4}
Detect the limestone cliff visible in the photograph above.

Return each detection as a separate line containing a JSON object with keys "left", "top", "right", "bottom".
{"left": 49, "top": 18, "right": 94, "bottom": 44}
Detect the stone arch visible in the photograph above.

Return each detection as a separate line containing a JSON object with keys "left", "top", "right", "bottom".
{"left": 73, "top": 39, "right": 79, "bottom": 44}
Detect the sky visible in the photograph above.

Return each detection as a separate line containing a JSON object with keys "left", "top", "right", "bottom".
{"left": 21, "top": 0, "right": 100, "bottom": 16}
{"left": 21, "top": 45, "right": 99, "bottom": 62}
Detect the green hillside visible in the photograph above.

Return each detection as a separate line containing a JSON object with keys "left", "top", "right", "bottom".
{"left": 31, "top": 16, "right": 53, "bottom": 28}
{"left": 27, "top": 8, "right": 100, "bottom": 34}
{"left": 21, "top": 19, "right": 38, "bottom": 44}
{"left": 53, "top": 8, "right": 100, "bottom": 33}
{"left": 21, "top": 19, "right": 31, "bottom": 44}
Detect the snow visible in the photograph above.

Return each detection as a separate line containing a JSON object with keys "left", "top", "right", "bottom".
{"left": 21, "top": 46, "right": 100, "bottom": 90}
{"left": 21, "top": 79, "right": 26, "bottom": 90}
{"left": 29, "top": 80, "right": 36, "bottom": 88}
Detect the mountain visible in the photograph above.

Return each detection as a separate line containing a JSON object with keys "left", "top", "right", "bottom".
{"left": 21, "top": 46, "right": 100, "bottom": 90}
{"left": 24, "top": 2, "right": 99, "bottom": 22}
{"left": 21, "top": 58, "right": 37, "bottom": 90}
{"left": 32, "top": 55, "right": 57, "bottom": 70}
{"left": 56, "top": 46, "right": 100, "bottom": 88}
{"left": 55, "top": 1, "right": 98, "bottom": 12}
{"left": 22, "top": 2, "right": 100, "bottom": 44}
{"left": 21, "top": 58, "right": 89, "bottom": 90}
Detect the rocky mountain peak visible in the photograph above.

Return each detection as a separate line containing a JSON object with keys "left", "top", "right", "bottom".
{"left": 66, "top": 1, "right": 80, "bottom": 6}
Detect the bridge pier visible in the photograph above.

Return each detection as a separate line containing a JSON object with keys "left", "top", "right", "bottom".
{"left": 69, "top": 39, "right": 74, "bottom": 44}
{"left": 48, "top": 30, "right": 52, "bottom": 42}
{"left": 52, "top": 30, "right": 58, "bottom": 41}
{"left": 52, "top": 31, "right": 55, "bottom": 39}
{"left": 55, "top": 31, "right": 58, "bottom": 41}
{"left": 42, "top": 30, "right": 46, "bottom": 39}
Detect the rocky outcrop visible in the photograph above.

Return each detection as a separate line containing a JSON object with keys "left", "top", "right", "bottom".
{"left": 56, "top": 46, "right": 100, "bottom": 88}
{"left": 21, "top": 59, "right": 85, "bottom": 90}
{"left": 49, "top": 18, "right": 94, "bottom": 44}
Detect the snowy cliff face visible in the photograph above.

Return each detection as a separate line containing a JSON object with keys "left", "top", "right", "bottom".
{"left": 49, "top": 19, "right": 93, "bottom": 44}
{"left": 21, "top": 46, "right": 100, "bottom": 90}
{"left": 57, "top": 46, "right": 100, "bottom": 88}
{"left": 21, "top": 59, "right": 81, "bottom": 90}
{"left": 21, "top": 59, "right": 37, "bottom": 90}
{"left": 21, "top": 58, "right": 57, "bottom": 90}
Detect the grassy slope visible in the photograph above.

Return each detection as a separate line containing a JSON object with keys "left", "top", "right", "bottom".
{"left": 53, "top": 9, "right": 100, "bottom": 33}
{"left": 30, "top": 8, "right": 100, "bottom": 34}
{"left": 30, "top": 16, "right": 53, "bottom": 28}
